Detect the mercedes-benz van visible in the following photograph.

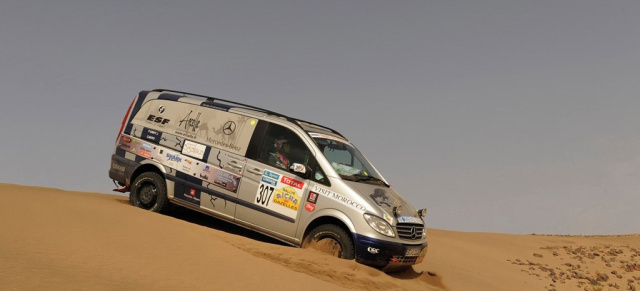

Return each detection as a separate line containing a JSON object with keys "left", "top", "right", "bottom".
{"left": 109, "top": 89, "right": 428, "bottom": 271}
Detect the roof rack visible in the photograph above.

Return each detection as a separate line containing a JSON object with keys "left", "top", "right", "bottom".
{"left": 151, "top": 89, "right": 345, "bottom": 138}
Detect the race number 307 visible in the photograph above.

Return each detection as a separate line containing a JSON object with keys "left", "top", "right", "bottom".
{"left": 256, "top": 184, "right": 275, "bottom": 206}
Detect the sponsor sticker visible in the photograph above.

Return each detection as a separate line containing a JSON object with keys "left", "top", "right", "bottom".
{"left": 215, "top": 170, "right": 239, "bottom": 188}
{"left": 166, "top": 153, "right": 182, "bottom": 163}
{"left": 117, "top": 135, "right": 241, "bottom": 193}
{"left": 146, "top": 114, "right": 170, "bottom": 125}
{"left": 383, "top": 212, "right": 394, "bottom": 225}
{"left": 254, "top": 170, "right": 306, "bottom": 220}
{"left": 182, "top": 140, "right": 206, "bottom": 159}
{"left": 272, "top": 187, "right": 301, "bottom": 211}
{"left": 307, "top": 191, "right": 319, "bottom": 204}
{"left": 280, "top": 175, "right": 304, "bottom": 189}
{"left": 261, "top": 176, "right": 278, "bottom": 186}
{"left": 123, "top": 136, "right": 132, "bottom": 143}
{"left": 141, "top": 128, "right": 161, "bottom": 143}
{"left": 398, "top": 216, "right": 423, "bottom": 224}
{"left": 178, "top": 187, "right": 201, "bottom": 206}
{"left": 304, "top": 202, "right": 315, "bottom": 212}
{"left": 263, "top": 170, "right": 280, "bottom": 180}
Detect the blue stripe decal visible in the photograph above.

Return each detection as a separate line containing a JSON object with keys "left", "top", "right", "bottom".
{"left": 124, "top": 91, "right": 149, "bottom": 135}
{"left": 202, "top": 146, "right": 212, "bottom": 162}
{"left": 166, "top": 175, "right": 295, "bottom": 223}
{"left": 115, "top": 148, "right": 126, "bottom": 158}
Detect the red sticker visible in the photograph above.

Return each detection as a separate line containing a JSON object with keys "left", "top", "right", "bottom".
{"left": 305, "top": 202, "right": 315, "bottom": 212}
{"left": 123, "top": 136, "right": 132, "bottom": 143}
{"left": 190, "top": 189, "right": 196, "bottom": 196}
{"left": 307, "top": 192, "right": 318, "bottom": 204}
{"left": 281, "top": 176, "right": 304, "bottom": 189}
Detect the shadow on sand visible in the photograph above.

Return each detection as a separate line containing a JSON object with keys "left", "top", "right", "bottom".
{"left": 116, "top": 198, "right": 286, "bottom": 246}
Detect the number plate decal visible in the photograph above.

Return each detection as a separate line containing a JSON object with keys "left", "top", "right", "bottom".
{"left": 253, "top": 170, "right": 305, "bottom": 220}
{"left": 405, "top": 247, "right": 422, "bottom": 257}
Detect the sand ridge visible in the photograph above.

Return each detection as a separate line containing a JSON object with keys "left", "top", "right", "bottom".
{"left": 1, "top": 183, "right": 639, "bottom": 290}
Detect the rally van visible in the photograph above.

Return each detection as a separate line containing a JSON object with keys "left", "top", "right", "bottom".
{"left": 109, "top": 89, "right": 428, "bottom": 271}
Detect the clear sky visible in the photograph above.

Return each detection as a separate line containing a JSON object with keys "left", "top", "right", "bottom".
{"left": 1, "top": 0, "right": 639, "bottom": 235}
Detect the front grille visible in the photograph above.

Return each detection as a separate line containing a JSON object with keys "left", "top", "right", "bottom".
{"left": 396, "top": 223, "right": 424, "bottom": 241}
{"left": 391, "top": 256, "right": 418, "bottom": 264}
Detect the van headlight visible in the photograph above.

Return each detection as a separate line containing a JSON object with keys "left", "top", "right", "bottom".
{"left": 364, "top": 213, "right": 395, "bottom": 237}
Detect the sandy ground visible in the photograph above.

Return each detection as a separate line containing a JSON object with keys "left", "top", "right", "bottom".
{"left": 1, "top": 184, "right": 639, "bottom": 290}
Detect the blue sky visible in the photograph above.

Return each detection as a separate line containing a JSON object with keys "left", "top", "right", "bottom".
{"left": 1, "top": 0, "right": 639, "bottom": 234}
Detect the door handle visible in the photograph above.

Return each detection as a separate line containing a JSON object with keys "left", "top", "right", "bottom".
{"left": 246, "top": 168, "right": 262, "bottom": 175}
{"left": 228, "top": 161, "right": 243, "bottom": 169}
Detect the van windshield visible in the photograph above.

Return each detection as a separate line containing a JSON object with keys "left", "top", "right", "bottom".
{"left": 310, "top": 133, "right": 387, "bottom": 186}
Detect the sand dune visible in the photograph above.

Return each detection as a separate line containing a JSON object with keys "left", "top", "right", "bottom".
{"left": 1, "top": 184, "right": 638, "bottom": 290}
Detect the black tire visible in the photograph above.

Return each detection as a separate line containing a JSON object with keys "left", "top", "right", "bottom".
{"left": 130, "top": 172, "right": 170, "bottom": 213}
{"left": 303, "top": 224, "right": 355, "bottom": 260}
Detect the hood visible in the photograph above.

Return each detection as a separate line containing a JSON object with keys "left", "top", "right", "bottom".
{"left": 345, "top": 181, "right": 423, "bottom": 225}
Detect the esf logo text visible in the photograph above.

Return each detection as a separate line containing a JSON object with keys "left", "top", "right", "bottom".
{"left": 147, "top": 115, "right": 170, "bottom": 125}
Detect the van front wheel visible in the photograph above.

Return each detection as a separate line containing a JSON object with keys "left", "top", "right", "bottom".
{"left": 130, "top": 172, "right": 170, "bottom": 213}
{"left": 303, "top": 224, "right": 355, "bottom": 260}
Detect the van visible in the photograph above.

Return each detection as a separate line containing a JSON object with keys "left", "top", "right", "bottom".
{"left": 109, "top": 89, "right": 428, "bottom": 271}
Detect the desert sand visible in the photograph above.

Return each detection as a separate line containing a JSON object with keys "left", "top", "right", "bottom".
{"left": 1, "top": 183, "right": 639, "bottom": 291}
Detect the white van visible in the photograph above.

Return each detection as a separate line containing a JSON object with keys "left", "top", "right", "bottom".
{"left": 109, "top": 89, "right": 428, "bottom": 271}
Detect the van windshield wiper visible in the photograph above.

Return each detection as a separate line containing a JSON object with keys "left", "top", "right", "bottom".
{"left": 353, "top": 174, "right": 388, "bottom": 186}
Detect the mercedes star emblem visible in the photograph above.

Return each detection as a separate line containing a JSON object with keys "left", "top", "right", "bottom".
{"left": 410, "top": 226, "right": 417, "bottom": 239}
{"left": 223, "top": 121, "right": 236, "bottom": 135}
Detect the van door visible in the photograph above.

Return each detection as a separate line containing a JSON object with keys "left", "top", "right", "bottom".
{"left": 235, "top": 122, "right": 316, "bottom": 239}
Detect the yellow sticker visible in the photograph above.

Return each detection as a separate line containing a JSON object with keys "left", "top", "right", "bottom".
{"left": 250, "top": 120, "right": 256, "bottom": 125}
{"left": 272, "top": 186, "right": 301, "bottom": 211}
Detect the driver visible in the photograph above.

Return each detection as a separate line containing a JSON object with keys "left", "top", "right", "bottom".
{"left": 269, "top": 137, "right": 291, "bottom": 170}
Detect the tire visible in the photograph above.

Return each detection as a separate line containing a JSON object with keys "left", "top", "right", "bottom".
{"left": 303, "top": 224, "right": 355, "bottom": 260}
{"left": 130, "top": 172, "right": 170, "bottom": 213}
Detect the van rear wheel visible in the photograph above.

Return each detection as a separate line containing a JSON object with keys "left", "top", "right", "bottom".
{"left": 303, "top": 224, "right": 355, "bottom": 259}
{"left": 130, "top": 172, "right": 170, "bottom": 213}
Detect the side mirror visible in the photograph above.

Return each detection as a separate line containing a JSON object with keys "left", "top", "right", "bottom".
{"left": 290, "top": 163, "right": 311, "bottom": 179}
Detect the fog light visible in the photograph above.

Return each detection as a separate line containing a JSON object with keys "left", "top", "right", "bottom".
{"left": 393, "top": 205, "right": 402, "bottom": 217}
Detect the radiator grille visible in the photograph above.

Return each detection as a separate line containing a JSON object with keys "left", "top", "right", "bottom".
{"left": 396, "top": 223, "right": 424, "bottom": 241}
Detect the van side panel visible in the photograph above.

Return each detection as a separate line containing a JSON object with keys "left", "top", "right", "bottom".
{"left": 129, "top": 99, "right": 257, "bottom": 157}
{"left": 116, "top": 93, "right": 261, "bottom": 220}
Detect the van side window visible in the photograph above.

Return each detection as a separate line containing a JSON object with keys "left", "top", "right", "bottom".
{"left": 255, "top": 123, "right": 327, "bottom": 184}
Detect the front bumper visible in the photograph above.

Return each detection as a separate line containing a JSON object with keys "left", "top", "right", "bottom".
{"left": 353, "top": 233, "right": 428, "bottom": 270}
